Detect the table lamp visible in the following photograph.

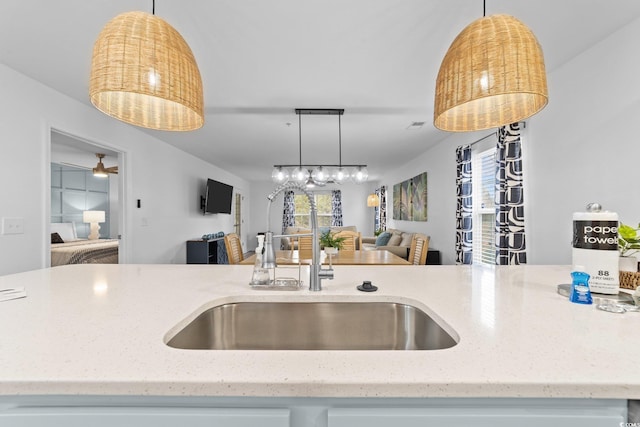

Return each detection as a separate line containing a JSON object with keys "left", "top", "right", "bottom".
{"left": 83, "top": 210, "right": 105, "bottom": 240}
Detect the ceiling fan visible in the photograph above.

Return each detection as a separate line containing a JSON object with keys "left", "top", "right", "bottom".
{"left": 93, "top": 153, "right": 118, "bottom": 177}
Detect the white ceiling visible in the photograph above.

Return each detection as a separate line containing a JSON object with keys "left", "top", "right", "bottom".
{"left": 3, "top": 0, "right": 640, "bottom": 181}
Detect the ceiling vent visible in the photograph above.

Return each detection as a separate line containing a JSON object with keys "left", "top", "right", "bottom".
{"left": 406, "top": 121, "right": 425, "bottom": 130}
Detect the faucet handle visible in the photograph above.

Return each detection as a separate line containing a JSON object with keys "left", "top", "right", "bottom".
{"left": 318, "top": 268, "right": 334, "bottom": 280}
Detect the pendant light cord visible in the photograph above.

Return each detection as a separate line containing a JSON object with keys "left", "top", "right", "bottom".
{"left": 152, "top": 0, "right": 155, "bottom": 15}
{"left": 338, "top": 114, "right": 342, "bottom": 167}
{"left": 483, "top": 0, "right": 486, "bottom": 17}
{"left": 298, "top": 113, "right": 302, "bottom": 168}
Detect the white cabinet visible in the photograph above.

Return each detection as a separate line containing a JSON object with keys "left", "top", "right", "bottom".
{"left": 0, "top": 397, "right": 628, "bottom": 427}
{"left": 328, "top": 402, "right": 626, "bottom": 427}
{"left": 0, "top": 407, "right": 289, "bottom": 427}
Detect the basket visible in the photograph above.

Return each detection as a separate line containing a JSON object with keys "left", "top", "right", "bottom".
{"left": 620, "top": 271, "right": 640, "bottom": 290}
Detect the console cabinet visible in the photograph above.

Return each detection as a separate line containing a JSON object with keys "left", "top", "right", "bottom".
{"left": 426, "top": 249, "right": 441, "bottom": 265}
{"left": 186, "top": 238, "right": 225, "bottom": 264}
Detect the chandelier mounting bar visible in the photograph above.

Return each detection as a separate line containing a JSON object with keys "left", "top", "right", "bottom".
{"left": 295, "top": 109, "right": 344, "bottom": 116}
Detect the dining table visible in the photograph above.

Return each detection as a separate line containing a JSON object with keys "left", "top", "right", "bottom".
{"left": 240, "top": 249, "right": 411, "bottom": 266}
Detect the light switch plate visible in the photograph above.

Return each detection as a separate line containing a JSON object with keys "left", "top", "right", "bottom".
{"left": 2, "top": 217, "right": 24, "bottom": 235}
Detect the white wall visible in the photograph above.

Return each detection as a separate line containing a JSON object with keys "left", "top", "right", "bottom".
{"left": 0, "top": 64, "right": 250, "bottom": 276}
{"left": 382, "top": 16, "right": 640, "bottom": 265}
{"left": 524, "top": 15, "right": 640, "bottom": 264}
{"left": 379, "top": 131, "right": 480, "bottom": 265}
{"left": 246, "top": 180, "right": 373, "bottom": 251}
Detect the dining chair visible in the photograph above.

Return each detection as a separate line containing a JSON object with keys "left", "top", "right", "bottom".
{"left": 333, "top": 230, "right": 361, "bottom": 252}
{"left": 408, "top": 233, "right": 429, "bottom": 265}
{"left": 288, "top": 229, "right": 311, "bottom": 253}
{"left": 224, "top": 233, "right": 244, "bottom": 264}
{"left": 298, "top": 235, "right": 314, "bottom": 259}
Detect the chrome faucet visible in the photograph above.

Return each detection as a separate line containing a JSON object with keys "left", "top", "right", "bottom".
{"left": 263, "top": 182, "right": 334, "bottom": 291}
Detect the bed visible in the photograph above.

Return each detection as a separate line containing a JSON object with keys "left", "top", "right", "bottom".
{"left": 50, "top": 223, "right": 119, "bottom": 267}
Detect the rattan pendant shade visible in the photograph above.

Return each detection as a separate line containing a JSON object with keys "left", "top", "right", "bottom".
{"left": 89, "top": 11, "right": 204, "bottom": 131}
{"left": 434, "top": 14, "right": 548, "bottom": 132}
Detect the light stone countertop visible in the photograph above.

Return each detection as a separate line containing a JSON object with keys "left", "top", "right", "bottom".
{"left": 0, "top": 263, "right": 638, "bottom": 399}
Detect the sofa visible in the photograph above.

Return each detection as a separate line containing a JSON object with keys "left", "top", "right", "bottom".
{"left": 281, "top": 225, "right": 361, "bottom": 250}
{"left": 362, "top": 229, "right": 419, "bottom": 260}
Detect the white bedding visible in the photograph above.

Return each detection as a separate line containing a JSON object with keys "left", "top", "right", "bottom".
{"left": 51, "top": 239, "right": 119, "bottom": 267}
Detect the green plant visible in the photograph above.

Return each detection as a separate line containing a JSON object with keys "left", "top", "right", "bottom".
{"left": 619, "top": 222, "right": 640, "bottom": 257}
{"left": 374, "top": 228, "right": 383, "bottom": 237}
{"left": 319, "top": 230, "right": 346, "bottom": 250}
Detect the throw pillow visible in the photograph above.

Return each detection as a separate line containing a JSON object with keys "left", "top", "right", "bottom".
{"left": 374, "top": 232, "right": 391, "bottom": 247}
{"left": 51, "top": 232, "right": 64, "bottom": 244}
{"left": 400, "top": 233, "right": 414, "bottom": 247}
{"left": 387, "top": 233, "right": 402, "bottom": 246}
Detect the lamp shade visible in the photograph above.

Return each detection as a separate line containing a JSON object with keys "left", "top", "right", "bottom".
{"left": 89, "top": 11, "right": 204, "bottom": 131}
{"left": 434, "top": 14, "right": 548, "bottom": 132}
{"left": 83, "top": 210, "right": 105, "bottom": 224}
{"left": 367, "top": 194, "right": 380, "bottom": 207}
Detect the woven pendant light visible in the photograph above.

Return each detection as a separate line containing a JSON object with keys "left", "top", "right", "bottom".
{"left": 434, "top": 14, "right": 548, "bottom": 132}
{"left": 367, "top": 194, "right": 380, "bottom": 207}
{"left": 89, "top": 11, "right": 204, "bottom": 131}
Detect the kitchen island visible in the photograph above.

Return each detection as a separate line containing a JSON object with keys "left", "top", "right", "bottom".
{"left": 0, "top": 264, "right": 636, "bottom": 425}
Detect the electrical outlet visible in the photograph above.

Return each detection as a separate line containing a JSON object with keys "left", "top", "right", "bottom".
{"left": 2, "top": 217, "right": 24, "bottom": 235}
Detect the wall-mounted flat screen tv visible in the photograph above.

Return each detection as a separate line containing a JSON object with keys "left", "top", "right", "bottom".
{"left": 204, "top": 179, "right": 233, "bottom": 214}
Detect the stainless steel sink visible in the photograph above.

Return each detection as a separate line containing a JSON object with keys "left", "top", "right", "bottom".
{"left": 166, "top": 301, "right": 458, "bottom": 350}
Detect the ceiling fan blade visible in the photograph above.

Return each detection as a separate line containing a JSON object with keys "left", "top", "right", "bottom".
{"left": 105, "top": 167, "right": 118, "bottom": 174}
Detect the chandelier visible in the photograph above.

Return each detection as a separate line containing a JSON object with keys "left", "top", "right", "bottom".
{"left": 271, "top": 109, "right": 368, "bottom": 187}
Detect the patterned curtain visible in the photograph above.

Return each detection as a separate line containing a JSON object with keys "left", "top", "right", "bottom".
{"left": 281, "top": 190, "right": 295, "bottom": 233}
{"left": 331, "top": 190, "right": 343, "bottom": 226}
{"left": 495, "top": 123, "right": 527, "bottom": 265}
{"left": 375, "top": 186, "right": 387, "bottom": 232}
{"left": 455, "top": 145, "right": 473, "bottom": 265}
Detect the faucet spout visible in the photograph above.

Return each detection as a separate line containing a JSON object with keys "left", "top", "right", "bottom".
{"left": 263, "top": 182, "right": 333, "bottom": 291}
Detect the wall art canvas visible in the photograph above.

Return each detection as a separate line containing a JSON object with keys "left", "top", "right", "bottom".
{"left": 392, "top": 172, "right": 427, "bottom": 221}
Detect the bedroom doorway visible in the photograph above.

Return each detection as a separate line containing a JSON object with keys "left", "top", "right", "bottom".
{"left": 48, "top": 129, "right": 127, "bottom": 266}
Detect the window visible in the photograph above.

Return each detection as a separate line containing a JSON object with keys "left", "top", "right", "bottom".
{"left": 294, "top": 193, "right": 332, "bottom": 228}
{"left": 472, "top": 147, "right": 496, "bottom": 265}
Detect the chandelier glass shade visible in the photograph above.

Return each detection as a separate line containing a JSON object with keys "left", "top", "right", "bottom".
{"left": 291, "top": 166, "right": 310, "bottom": 185}
{"left": 352, "top": 166, "right": 369, "bottom": 184}
{"left": 311, "top": 166, "right": 330, "bottom": 185}
{"left": 434, "top": 14, "right": 548, "bottom": 132}
{"left": 89, "top": 10, "right": 204, "bottom": 131}
{"left": 271, "top": 109, "right": 368, "bottom": 186}
{"left": 271, "top": 166, "right": 290, "bottom": 184}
